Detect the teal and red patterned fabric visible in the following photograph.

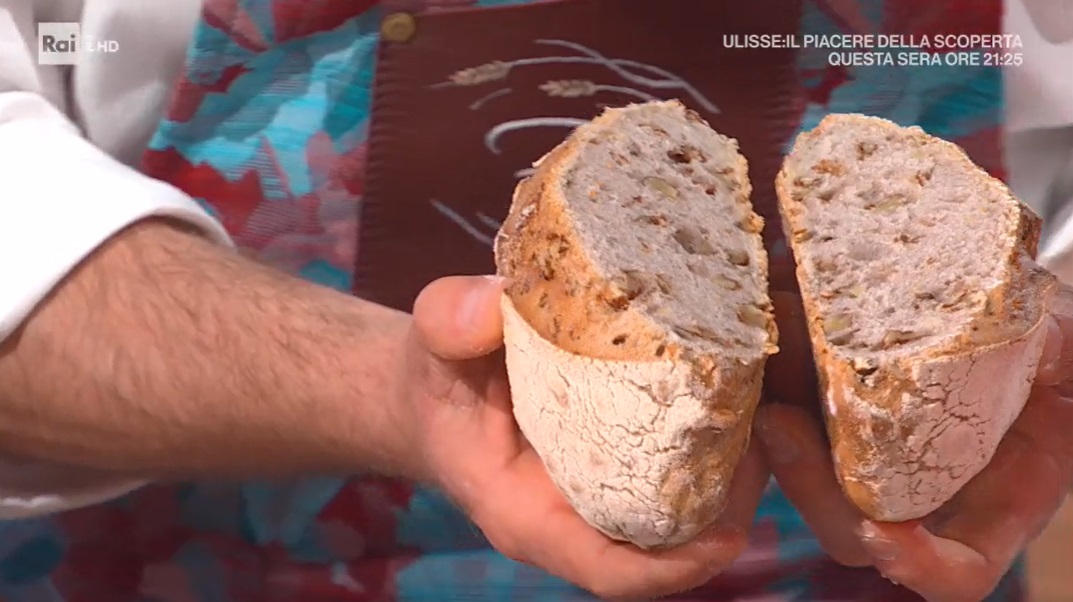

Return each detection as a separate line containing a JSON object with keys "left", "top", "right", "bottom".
{"left": 0, "top": 0, "right": 1022, "bottom": 599}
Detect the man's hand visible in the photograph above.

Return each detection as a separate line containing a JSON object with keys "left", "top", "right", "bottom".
{"left": 402, "top": 275, "right": 771, "bottom": 600}
{"left": 757, "top": 284, "right": 1073, "bottom": 602}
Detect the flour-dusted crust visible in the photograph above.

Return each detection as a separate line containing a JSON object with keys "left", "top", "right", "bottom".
{"left": 495, "top": 101, "right": 775, "bottom": 548}
{"left": 501, "top": 295, "right": 762, "bottom": 549}
{"left": 820, "top": 291, "right": 1051, "bottom": 521}
{"left": 778, "top": 114, "right": 1057, "bottom": 521}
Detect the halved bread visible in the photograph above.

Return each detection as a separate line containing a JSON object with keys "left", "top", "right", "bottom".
{"left": 494, "top": 100, "right": 777, "bottom": 549}
{"left": 777, "top": 114, "right": 1056, "bottom": 521}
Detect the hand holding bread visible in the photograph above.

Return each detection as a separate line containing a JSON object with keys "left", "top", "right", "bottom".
{"left": 495, "top": 100, "right": 777, "bottom": 548}
{"left": 759, "top": 287, "right": 1073, "bottom": 602}
{"left": 403, "top": 275, "right": 770, "bottom": 600}
{"left": 777, "top": 114, "right": 1055, "bottom": 522}
{"left": 493, "top": 100, "right": 1069, "bottom": 598}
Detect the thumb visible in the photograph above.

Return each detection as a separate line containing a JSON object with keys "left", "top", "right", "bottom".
{"left": 412, "top": 275, "right": 506, "bottom": 361}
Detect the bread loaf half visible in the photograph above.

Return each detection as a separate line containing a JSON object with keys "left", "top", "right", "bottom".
{"left": 494, "top": 100, "right": 778, "bottom": 549}
{"left": 777, "top": 114, "right": 1057, "bottom": 521}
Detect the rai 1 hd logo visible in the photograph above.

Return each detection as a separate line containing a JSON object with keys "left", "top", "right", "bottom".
{"left": 37, "top": 22, "right": 119, "bottom": 65}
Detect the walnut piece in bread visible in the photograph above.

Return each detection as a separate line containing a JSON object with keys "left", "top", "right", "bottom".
{"left": 777, "top": 114, "right": 1057, "bottom": 521}
{"left": 494, "top": 100, "right": 778, "bottom": 549}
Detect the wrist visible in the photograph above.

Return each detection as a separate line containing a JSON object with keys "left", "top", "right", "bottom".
{"left": 319, "top": 312, "right": 430, "bottom": 481}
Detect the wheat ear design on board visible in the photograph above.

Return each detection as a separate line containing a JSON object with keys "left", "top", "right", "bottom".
{"left": 539, "top": 80, "right": 598, "bottom": 98}
{"left": 448, "top": 61, "right": 511, "bottom": 86}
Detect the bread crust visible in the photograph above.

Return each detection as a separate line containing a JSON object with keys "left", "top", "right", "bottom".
{"left": 777, "top": 114, "right": 1057, "bottom": 521}
{"left": 495, "top": 101, "right": 771, "bottom": 548}
{"left": 501, "top": 295, "right": 761, "bottom": 548}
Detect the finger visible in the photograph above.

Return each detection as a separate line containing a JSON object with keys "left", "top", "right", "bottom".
{"left": 1035, "top": 315, "right": 1065, "bottom": 387}
{"left": 858, "top": 521, "right": 996, "bottom": 602}
{"left": 477, "top": 450, "right": 755, "bottom": 600}
{"left": 718, "top": 436, "right": 773, "bottom": 529}
{"left": 1049, "top": 279, "right": 1073, "bottom": 323}
{"left": 1042, "top": 281, "right": 1073, "bottom": 391}
{"left": 934, "top": 385, "right": 1073, "bottom": 547}
{"left": 755, "top": 403, "right": 870, "bottom": 566}
{"left": 860, "top": 384, "right": 1073, "bottom": 602}
{"left": 412, "top": 275, "right": 505, "bottom": 360}
{"left": 1004, "top": 385, "right": 1073, "bottom": 498}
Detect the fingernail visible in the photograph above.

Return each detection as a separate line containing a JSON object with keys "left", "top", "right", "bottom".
{"left": 755, "top": 408, "right": 799, "bottom": 464}
{"left": 857, "top": 522, "right": 899, "bottom": 561}
{"left": 458, "top": 276, "right": 503, "bottom": 329}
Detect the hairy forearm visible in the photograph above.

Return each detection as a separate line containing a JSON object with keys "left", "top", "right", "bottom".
{"left": 0, "top": 219, "right": 417, "bottom": 479}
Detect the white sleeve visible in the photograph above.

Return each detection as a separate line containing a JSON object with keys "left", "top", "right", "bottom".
{"left": 0, "top": 1, "right": 230, "bottom": 518}
{"left": 0, "top": 96, "right": 233, "bottom": 337}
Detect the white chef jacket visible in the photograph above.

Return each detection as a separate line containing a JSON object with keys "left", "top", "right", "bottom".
{"left": 0, "top": 0, "right": 1070, "bottom": 519}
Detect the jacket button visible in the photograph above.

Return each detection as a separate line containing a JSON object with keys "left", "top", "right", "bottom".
{"left": 381, "top": 13, "right": 417, "bottom": 43}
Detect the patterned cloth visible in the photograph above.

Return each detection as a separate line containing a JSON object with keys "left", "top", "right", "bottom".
{"left": 0, "top": 0, "right": 1025, "bottom": 599}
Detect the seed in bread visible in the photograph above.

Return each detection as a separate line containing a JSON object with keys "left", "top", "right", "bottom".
{"left": 777, "top": 114, "right": 1056, "bottom": 521}
{"left": 495, "top": 100, "right": 777, "bottom": 549}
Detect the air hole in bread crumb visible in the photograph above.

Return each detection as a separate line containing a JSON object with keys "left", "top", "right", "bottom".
{"left": 644, "top": 176, "right": 678, "bottom": 198}
{"left": 674, "top": 324, "right": 726, "bottom": 344}
{"left": 612, "top": 334, "right": 627, "bottom": 345}
{"left": 673, "top": 226, "right": 717, "bottom": 255}
{"left": 667, "top": 145, "right": 705, "bottom": 163}
{"left": 616, "top": 270, "right": 647, "bottom": 301}
{"left": 847, "top": 241, "right": 882, "bottom": 262}
{"left": 539, "top": 261, "right": 555, "bottom": 280}
{"left": 655, "top": 274, "right": 672, "bottom": 294}
{"left": 727, "top": 249, "right": 750, "bottom": 266}
{"left": 638, "top": 214, "right": 668, "bottom": 226}
{"left": 812, "top": 159, "right": 845, "bottom": 176}
{"left": 715, "top": 275, "right": 742, "bottom": 290}
{"left": 605, "top": 294, "right": 629, "bottom": 311}
{"left": 686, "top": 261, "right": 709, "bottom": 277}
